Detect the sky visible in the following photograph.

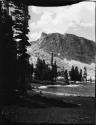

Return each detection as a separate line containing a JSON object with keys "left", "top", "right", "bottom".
{"left": 28, "top": 1, "right": 95, "bottom": 42}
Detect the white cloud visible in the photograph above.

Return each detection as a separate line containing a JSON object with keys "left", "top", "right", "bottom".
{"left": 28, "top": 2, "right": 95, "bottom": 41}
{"left": 31, "top": 6, "right": 40, "bottom": 14}
{"left": 29, "top": 32, "right": 41, "bottom": 41}
{"left": 79, "top": 22, "right": 95, "bottom": 27}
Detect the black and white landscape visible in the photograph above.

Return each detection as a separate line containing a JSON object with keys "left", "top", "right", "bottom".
{"left": 0, "top": 0, "right": 95, "bottom": 124}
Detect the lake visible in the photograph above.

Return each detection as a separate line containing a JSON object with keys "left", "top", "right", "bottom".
{"left": 35, "top": 83, "right": 95, "bottom": 97}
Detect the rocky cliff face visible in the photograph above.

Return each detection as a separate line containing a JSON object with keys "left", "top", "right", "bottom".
{"left": 39, "top": 32, "right": 96, "bottom": 64}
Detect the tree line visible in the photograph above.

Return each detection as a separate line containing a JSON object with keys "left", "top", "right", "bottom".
{"left": 69, "top": 66, "right": 87, "bottom": 82}
{"left": 58, "top": 66, "right": 87, "bottom": 82}
{"left": 27, "top": 57, "right": 87, "bottom": 83}
{"left": 29, "top": 58, "right": 57, "bottom": 82}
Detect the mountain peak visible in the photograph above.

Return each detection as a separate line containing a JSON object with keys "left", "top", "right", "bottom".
{"left": 41, "top": 32, "right": 47, "bottom": 37}
{"left": 39, "top": 32, "right": 96, "bottom": 64}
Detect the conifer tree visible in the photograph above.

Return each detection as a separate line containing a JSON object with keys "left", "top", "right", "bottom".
{"left": 74, "top": 66, "right": 79, "bottom": 81}
{"left": 51, "top": 60, "right": 57, "bottom": 82}
{"left": 79, "top": 69, "right": 82, "bottom": 81}
{"left": 83, "top": 67, "right": 87, "bottom": 81}
{"left": 10, "top": 2, "right": 31, "bottom": 90}
{"left": 35, "top": 58, "right": 52, "bottom": 81}
{"left": 54, "top": 61, "right": 57, "bottom": 81}
{"left": 69, "top": 66, "right": 75, "bottom": 81}
{"left": 0, "top": 0, "right": 17, "bottom": 91}
{"left": 35, "top": 58, "right": 43, "bottom": 80}
{"left": 64, "top": 70, "right": 68, "bottom": 82}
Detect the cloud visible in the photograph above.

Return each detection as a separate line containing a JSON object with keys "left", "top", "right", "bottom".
{"left": 28, "top": 1, "right": 95, "bottom": 41}
{"left": 28, "top": 32, "right": 41, "bottom": 41}
{"left": 79, "top": 22, "right": 95, "bottom": 27}
{"left": 31, "top": 6, "right": 39, "bottom": 14}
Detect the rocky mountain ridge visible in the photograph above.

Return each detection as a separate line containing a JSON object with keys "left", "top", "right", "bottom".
{"left": 27, "top": 32, "right": 95, "bottom": 78}
{"left": 38, "top": 32, "right": 96, "bottom": 64}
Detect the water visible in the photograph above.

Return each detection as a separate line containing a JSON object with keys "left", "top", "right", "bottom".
{"left": 37, "top": 83, "right": 95, "bottom": 97}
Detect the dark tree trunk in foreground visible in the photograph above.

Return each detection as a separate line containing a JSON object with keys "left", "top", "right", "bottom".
{"left": 0, "top": 0, "right": 17, "bottom": 92}
{"left": 0, "top": 0, "right": 30, "bottom": 105}
{"left": 10, "top": 1, "right": 31, "bottom": 91}
{"left": 0, "top": 0, "right": 17, "bottom": 106}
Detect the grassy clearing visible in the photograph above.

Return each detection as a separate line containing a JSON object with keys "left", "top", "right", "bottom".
{"left": 1, "top": 95, "right": 95, "bottom": 124}
{"left": 0, "top": 82, "right": 95, "bottom": 124}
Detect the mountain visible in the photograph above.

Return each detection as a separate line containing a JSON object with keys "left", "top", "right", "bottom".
{"left": 27, "top": 32, "right": 96, "bottom": 79}
{"left": 39, "top": 32, "right": 96, "bottom": 64}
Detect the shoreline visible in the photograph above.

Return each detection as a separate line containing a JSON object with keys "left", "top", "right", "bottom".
{"left": 29, "top": 82, "right": 95, "bottom": 98}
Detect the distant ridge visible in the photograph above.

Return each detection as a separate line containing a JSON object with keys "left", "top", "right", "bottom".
{"left": 30, "top": 32, "right": 96, "bottom": 64}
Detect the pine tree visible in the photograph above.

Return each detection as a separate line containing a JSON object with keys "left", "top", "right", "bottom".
{"left": 51, "top": 60, "right": 57, "bottom": 82}
{"left": 79, "top": 69, "right": 82, "bottom": 81}
{"left": 0, "top": 0, "right": 17, "bottom": 91}
{"left": 30, "top": 63, "right": 34, "bottom": 79}
{"left": 74, "top": 66, "right": 79, "bottom": 81}
{"left": 83, "top": 67, "right": 87, "bottom": 82}
{"left": 64, "top": 70, "right": 68, "bottom": 83}
{"left": 10, "top": 2, "right": 31, "bottom": 90}
{"left": 69, "top": 66, "right": 75, "bottom": 81}
{"left": 54, "top": 61, "right": 57, "bottom": 81}
{"left": 35, "top": 58, "right": 52, "bottom": 81}
{"left": 35, "top": 58, "right": 43, "bottom": 80}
